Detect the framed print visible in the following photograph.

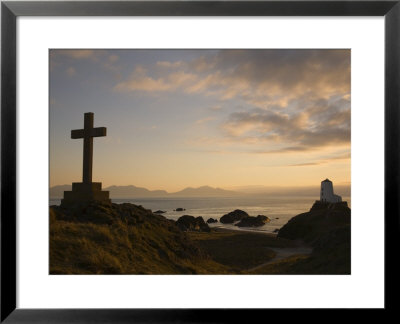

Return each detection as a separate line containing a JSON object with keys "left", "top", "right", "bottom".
{"left": 1, "top": 0, "right": 399, "bottom": 321}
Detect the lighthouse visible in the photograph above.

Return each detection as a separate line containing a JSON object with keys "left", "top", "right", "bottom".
{"left": 320, "top": 179, "right": 342, "bottom": 203}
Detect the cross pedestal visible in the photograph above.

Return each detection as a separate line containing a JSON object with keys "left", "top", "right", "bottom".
{"left": 62, "top": 182, "right": 110, "bottom": 204}
{"left": 61, "top": 112, "right": 111, "bottom": 206}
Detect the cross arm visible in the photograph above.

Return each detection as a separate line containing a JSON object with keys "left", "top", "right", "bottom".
{"left": 71, "top": 129, "right": 84, "bottom": 139}
{"left": 91, "top": 127, "right": 107, "bottom": 137}
{"left": 71, "top": 127, "right": 107, "bottom": 139}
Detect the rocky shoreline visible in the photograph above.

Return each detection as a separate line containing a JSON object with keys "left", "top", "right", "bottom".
{"left": 50, "top": 200, "right": 350, "bottom": 274}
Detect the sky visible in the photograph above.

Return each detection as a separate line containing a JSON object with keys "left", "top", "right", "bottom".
{"left": 50, "top": 49, "right": 351, "bottom": 192}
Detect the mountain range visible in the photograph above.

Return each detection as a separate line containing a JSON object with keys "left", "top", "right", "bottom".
{"left": 50, "top": 184, "right": 350, "bottom": 199}
{"left": 49, "top": 185, "right": 242, "bottom": 198}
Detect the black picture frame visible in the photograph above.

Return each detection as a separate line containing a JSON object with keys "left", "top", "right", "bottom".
{"left": 1, "top": 0, "right": 399, "bottom": 322}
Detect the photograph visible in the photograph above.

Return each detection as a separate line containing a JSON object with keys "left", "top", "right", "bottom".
{"left": 49, "top": 49, "right": 351, "bottom": 275}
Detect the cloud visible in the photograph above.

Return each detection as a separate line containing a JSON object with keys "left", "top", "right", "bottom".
{"left": 52, "top": 49, "right": 350, "bottom": 156}
{"left": 66, "top": 67, "right": 77, "bottom": 77}
{"left": 113, "top": 66, "right": 197, "bottom": 92}
{"left": 195, "top": 117, "right": 215, "bottom": 125}
{"left": 111, "top": 50, "right": 350, "bottom": 110}
{"left": 210, "top": 105, "right": 222, "bottom": 111}
{"left": 109, "top": 54, "right": 119, "bottom": 63}
{"left": 156, "top": 61, "right": 184, "bottom": 68}
{"left": 53, "top": 50, "right": 98, "bottom": 60}
{"left": 254, "top": 146, "right": 312, "bottom": 154}
{"left": 287, "top": 162, "right": 322, "bottom": 167}
{"left": 189, "top": 56, "right": 217, "bottom": 72}
{"left": 50, "top": 50, "right": 121, "bottom": 76}
{"left": 286, "top": 152, "right": 351, "bottom": 167}
{"left": 222, "top": 96, "right": 350, "bottom": 152}
{"left": 110, "top": 49, "right": 350, "bottom": 156}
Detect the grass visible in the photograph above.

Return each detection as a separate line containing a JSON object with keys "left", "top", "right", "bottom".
{"left": 188, "top": 229, "right": 296, "bottom": 272}
{"left": 50, "top": 203, "right": 231, "bottom": 274}
{"left": 50, "top": 202, "right": 351, "bottom": 275}
{"left": 246, "top": 255, "right": 311, "bottom": 274}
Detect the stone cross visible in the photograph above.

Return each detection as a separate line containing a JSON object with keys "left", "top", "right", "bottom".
{"left": 62, "top": 112, "right": 110, "bottom": 206}
{"left": 71, "top": 112, "right": 106, "bottom": 184}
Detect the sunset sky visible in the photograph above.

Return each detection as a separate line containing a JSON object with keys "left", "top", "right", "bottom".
{"left": 49, "top": 49, "right": 350, "bottom": 192}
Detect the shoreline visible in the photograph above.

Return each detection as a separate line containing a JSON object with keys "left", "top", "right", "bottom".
{"left": 211, "top": 226, "right": 278, "bottom": 236}
{"left": 50, "top": 199, "right": 350, "bottom": 274}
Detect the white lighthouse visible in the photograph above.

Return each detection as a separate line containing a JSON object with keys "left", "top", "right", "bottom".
{"left": 320, "top": 179, "right": 342, "bottom": 203}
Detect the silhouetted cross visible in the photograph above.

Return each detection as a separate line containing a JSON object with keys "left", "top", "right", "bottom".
{"left": 71, "top": 112, "right": 106, "bottom": 184}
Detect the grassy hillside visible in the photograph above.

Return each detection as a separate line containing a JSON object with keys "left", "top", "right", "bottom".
{"left": 50, "top": 202, "right": 229, "bottom": 274}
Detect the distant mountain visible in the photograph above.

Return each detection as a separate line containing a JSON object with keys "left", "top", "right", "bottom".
{"left": 50, "top": 185, "right": 72, "bottom": 198}
{"left": 229, "top": 185, "right": 351, "bottom": 197}
{"left": 49, "top": 184, "right": 168, "bottom": 199}
{"left": 50, "top": 183, "right": 350, "bottom": 199}
{"left": 170, "top": 186, "right": 242, "bottom": 197}
{"left": 50, "top": 184, "right": 242, "bottom": 199}
{"left": 104, "top": 185, "right": 169, "bottom": 198}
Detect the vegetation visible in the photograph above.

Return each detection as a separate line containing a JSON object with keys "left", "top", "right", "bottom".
{"left": 188, "top": 230, "right": 296, "bottom": 272}
{"left": 247, "top": 255, "right": 311, "bottom": 274}
{"left": 50, "top": 202, "right": 229, "bottom": 274}
{"left": 50, "top": 201, "right": 351, "bottom": 275}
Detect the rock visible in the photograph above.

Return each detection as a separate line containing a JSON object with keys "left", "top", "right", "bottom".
{"left": 277, "top": 201, "right": 351, "bottom": 274}
{"left": 175, "top": 208, "right": 186, "bottom": 211}
{"left": 310, "top": 200, "right": 348, "bottom": 212}
{"left": 176, "top": 215, "right": 210, "bottom": 232}
{"left": 278, "top": 201, "right": 351, "bottom": 244}
{"left": 154, "top": 210, "right": 166, "bottom": 214}
{"left": 220, "top": 209, "right": 249, "bottom": 224}
{"left": 206, "top": 218, "right": 218, "bottom": 224}
{"left": 273, "top": 228, "right": 279, "bottom": 233}
{"left": 235, "top": 215, "right": 271, "bottom": 227}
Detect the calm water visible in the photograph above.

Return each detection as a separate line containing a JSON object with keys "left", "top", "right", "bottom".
{"left": 50, "top": 196, "right": 351, "bottom": 234}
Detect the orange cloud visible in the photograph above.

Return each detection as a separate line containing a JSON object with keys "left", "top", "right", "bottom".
{"left": 54, "top": 49, "right": 97, "bottom": 60}
{"left": 113, "top": 66, "right": 197, "bottom": 93}
{"left": 112, "top": 50, "right": 350, "bottom": 113}
{"left": 66, "top": 67, "right": 77, "bottom": 77}
{"left": 195, "top": 117, "right": 216, "bottom": 125}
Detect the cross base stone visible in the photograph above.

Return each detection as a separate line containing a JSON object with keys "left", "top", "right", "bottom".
{"left": 61, "top": 182, "right": 111, "bottom": 206}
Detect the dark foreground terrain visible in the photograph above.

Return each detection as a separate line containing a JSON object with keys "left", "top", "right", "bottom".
{"left": 50, "top": 202, "right": 228, "bottom": 274}
{"left": 272, "top": 201, "right": 351, "bottom": 274}
{"left": 50, "top": 201, "right": 350, "bottom": 274}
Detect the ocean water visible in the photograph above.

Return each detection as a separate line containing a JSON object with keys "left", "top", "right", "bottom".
{"left": 50, "top": 196, "right": 351, "bottom": 234}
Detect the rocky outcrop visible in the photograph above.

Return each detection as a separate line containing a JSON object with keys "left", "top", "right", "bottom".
{"left": 278, "top": 201, "right": 350, "bottom": 244}
{"left": 276, "top": 201, "right": 351, "bottom": 274}
{"left": 235, "top": 215, "right": 270, "bottom": 227}
{"left": 206, "top": 218, "right": 218, "bottom": 224}
{"left": 154, "top": 210, "right": 166, "bottom": 214}
{"left": 174, "top": 208, "right": 186, "bottom": 211}
{"left": 310, "top": 200, "right": 348, "bottom": 212}
{"left": 176, "top": 215, "right": 210, "bottom": 232}
{"left": 220, "top": 209, "right": 249, "bottom": 224}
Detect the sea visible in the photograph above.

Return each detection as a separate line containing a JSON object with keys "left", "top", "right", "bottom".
{"left": 49, "top": 196, "right": 351, "bottom": 234}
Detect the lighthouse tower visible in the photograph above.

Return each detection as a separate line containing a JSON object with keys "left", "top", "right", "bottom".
{"left": 320, "top": 179, "right": 342, "bottom": 203}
